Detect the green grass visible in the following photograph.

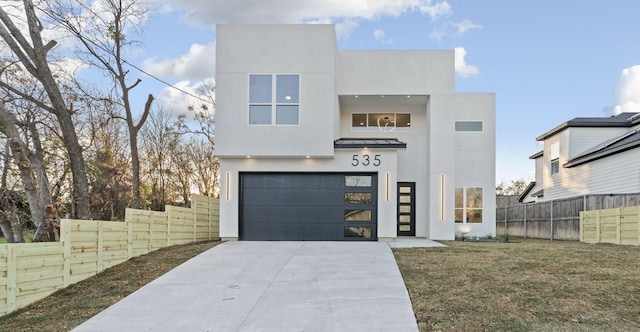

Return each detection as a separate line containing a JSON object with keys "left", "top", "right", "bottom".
{"left": 2, "top": 238, "right": 638, "bottom": 331}
{"left": 0, "top": 240, "right": 220, "bottom": 331}
{"left": 393, "top": 238, "right": 640, "bottom": 332}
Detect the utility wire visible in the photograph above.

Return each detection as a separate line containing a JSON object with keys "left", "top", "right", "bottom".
{"left": 121, "top": 59, "right": 212, "bottom": 105}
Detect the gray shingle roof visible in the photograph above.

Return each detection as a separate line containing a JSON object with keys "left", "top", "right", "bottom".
{"left": 537, "top": 112, "right": 640, "bottom": 141}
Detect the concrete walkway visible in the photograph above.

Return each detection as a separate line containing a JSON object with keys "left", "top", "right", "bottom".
{"left": 73, "top": 241, "right": 423, "bottom": 331}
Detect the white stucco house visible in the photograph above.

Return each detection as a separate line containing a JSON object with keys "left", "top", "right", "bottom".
{"left": 520, "top": 112, "right": 640, "bottom": 203}
{"left": 216, "top": 24, "right": 496, "bottom": 241}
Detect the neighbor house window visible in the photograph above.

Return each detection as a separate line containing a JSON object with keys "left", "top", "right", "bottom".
{"left": 455, "top": 187, "right": 483, "bottom": 223}
{"left": 551, "top": 159, "right": 560, "bottom": 175}
{"left": 351, "top": 113, "right": 411, "bottom": 131}
{"left": 249, "top": 74, "right": 299, "bottom": 125}
{"left": 455, "top": 121, "right": 483, "bottom": 132}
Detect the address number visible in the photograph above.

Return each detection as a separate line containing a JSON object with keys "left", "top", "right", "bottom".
{"left": 352, "top": 154, "right": 381, "bottom": 167}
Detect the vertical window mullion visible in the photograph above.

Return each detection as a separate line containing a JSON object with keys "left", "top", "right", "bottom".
{"left": 272, "top": 75, "right": 277, "bottom": 124}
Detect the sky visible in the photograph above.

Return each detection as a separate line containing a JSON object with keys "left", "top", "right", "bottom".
{"left": 40, "top": 0, "right": 640, "bottom": 184}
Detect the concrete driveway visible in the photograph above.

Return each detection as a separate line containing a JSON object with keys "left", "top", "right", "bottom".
{"left": 73, "top": 241, "right": 422, "bottom": 332}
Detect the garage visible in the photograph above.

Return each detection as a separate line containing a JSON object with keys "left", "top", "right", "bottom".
{"left": 240, "top": 173, "right": 377, "bottom": 241}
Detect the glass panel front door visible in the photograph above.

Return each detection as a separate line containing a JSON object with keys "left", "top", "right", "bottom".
{"left": 397, "top": 182, "right": 415, "bottom": 236}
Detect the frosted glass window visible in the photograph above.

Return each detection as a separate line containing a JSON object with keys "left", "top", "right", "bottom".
{"left": 455, "top": 121, "right": 483, "bottom": 132}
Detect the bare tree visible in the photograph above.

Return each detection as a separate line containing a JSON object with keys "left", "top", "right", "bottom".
{"left": 0, "top": 0, "right": 91, "bottom": 219}
{"left": 0, "top": 102, "right": 55, "bottom": 241}
{"left": 45, "top": 0, "right": 154, "bottom": 207}
{"left": 496, "top": 179, "right": 529, "bottom": 196}
{"left": 178, "top": 81, "right": 219, "bottom": 197}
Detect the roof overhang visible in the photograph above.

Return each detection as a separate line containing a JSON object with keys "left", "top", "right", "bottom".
{"left": 334, "top": 138, "right": 407, "bottom": 149}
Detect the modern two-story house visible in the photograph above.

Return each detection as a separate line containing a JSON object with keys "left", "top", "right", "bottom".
{"left": 520, "top": 112, "right": 640, "bottom": 203}
{"left": 215, "top": 24, "right": 496, "bottom": 241}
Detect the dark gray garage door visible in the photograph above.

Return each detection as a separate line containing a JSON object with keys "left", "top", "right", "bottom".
{"left": 240, "top": 173, "right": 377, "bottom": 241}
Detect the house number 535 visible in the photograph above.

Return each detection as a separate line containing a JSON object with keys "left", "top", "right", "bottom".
{"left": 351, "top": 154, "right": 381, "bottom": 167}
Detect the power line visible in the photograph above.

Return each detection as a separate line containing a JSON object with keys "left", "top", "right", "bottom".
{"left": 121, "top": 59, "right": 212, "bottom": 105}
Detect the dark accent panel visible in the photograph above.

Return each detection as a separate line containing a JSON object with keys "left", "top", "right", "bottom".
{"left": 240, "top": 173, "right": 377, "bottom": 241}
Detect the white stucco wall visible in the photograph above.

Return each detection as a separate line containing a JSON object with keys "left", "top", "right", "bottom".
{"left": 219, "top": 150, "right": 399, "bottom": 240}
{"left": 216, "top": 24, "right": 338, "bottom": 158}
{"left": 215, "top": 24, "right": 496, "bottom": 241}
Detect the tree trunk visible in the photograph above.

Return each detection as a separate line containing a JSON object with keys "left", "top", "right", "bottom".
{"left": 0, "top": 106, "right": 51, "bottom": 241}
{"left": 0, "top": 205, "right": 24, "bottom": 243}
{"left": 0, "top": 1, "right": 91, "bottom": 219}
{"left": 127, "top": 94, "right": 154, "bottom": 208}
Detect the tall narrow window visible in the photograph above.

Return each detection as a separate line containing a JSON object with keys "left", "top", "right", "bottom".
{"left": 249, "top": 74, "right": 299, "bottom": 125}
{"left": 455, "top": 187, "right": 483, "bottom": 223}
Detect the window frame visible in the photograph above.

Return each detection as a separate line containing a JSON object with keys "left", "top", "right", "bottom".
{"left": 550, "top": 158, "right": 560, "bottom": 175}
{"left": 248, "top": 73, "right": 300, "bottom": 126}
{"left": 351, "top": 112, "right": 412, "bottom": 132}
{"left": 455, "top": 186, "right": 484, "bottom": 224}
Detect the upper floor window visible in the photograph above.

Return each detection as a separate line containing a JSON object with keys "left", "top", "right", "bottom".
{"left": 550, "top": 159, "right": 560, "bottom": 175}
{"left": 455, "top": 187, "right": 483, "bottom": 223}
{"left": 352, "top": 113, "right": 411, "bottom": 131}
{"left": 455, "top": 121, "right": 483, "bottom": 132}
{"left": 249, "top": 74, "right": 299, "bottom": 125}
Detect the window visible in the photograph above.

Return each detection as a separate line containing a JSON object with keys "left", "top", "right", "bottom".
{"left": 351, "top": 113, "right": 411, "bottom": 131}
{"left": 249, "top": 74, "right": 299, "bottom": 125}
{"left": 455, "top": 187, "right": 483, "bottom": 223}
{"left": 455, "top": 121, "right": 483, "bottom": 132}
{"left": 551, "top": 159, "right": 560, "bottom": 175}
{"left": 345, "top": 175, "right": 372, "bottom": 187}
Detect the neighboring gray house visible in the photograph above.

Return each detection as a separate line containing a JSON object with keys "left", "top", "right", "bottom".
{"left": 520, "top": 112, "right": 640, "bottom": 203}
{"left": 215, "top": 24, "right": 496, "bottom": 241}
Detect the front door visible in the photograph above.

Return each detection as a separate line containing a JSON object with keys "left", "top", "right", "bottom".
{"left": 397, "top": 182, "right": 415, "bottom": 236}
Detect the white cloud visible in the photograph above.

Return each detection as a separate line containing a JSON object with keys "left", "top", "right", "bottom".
{"left": 453, "top": 19, "right": 482, "bottom": 35}
{"left": 612, "top": 65, "right": 640, "bottom": 114}
{"left": 374, "top": 29, "right": 386, "bottom": 41}
{"left": 373, "top": 28, "right": 395, "bottom": 44}
{"left": 156, "top": 78, "right": 215, "bottom": 115}
{"left": 429, "top": 19, "right": 482, "bottom": 41}
{"left": 162, "top": 0, "right": 452, "bottom": 27}
{"left": 142, "top": 42, "right": 216, "bottom": 80}
{"left": 454, "top": 47, "right": 479, "bottom": 78}
{"left": 419, "top": 1, "right": 452, "bottom": 21}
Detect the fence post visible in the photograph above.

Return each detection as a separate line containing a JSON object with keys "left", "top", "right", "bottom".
{"left": 595, "top": 210, "right": 601, "bottom": 242}
{"left": 504, "top": 207, "right": 508, "bottom": 235}
{"left": 550, "top": 200, "right": 554, "bottom": 241}
{"left": 6, "top": 244, "right": 16, "bottom": 314}
{"left": 97, "top": 221, "right": 104, "bottom": 272}
{"left": 616, "top": 208, "right": 621, "bottom": 245}
{"left": 61, "top": 219, "right": 71, "bottom": 287}
{"left": 126, "top": 209, "right": 133, "bottom": 259}
{"left": 523, "top": 204, "right": 527, "bottom": 239}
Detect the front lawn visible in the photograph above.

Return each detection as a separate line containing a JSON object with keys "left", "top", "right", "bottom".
{"left": 393, "top": 239, "right": 640, "bottom": 331}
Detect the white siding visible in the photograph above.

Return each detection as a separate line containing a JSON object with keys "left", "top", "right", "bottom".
{"left": 541, "top": 130, "right": 569, "bottom": 200}
{"left": 548, "top": 149, "right": 640, "bottom": 197}
{"left": 568, "top": 127, "right": 629, "bottom": 158}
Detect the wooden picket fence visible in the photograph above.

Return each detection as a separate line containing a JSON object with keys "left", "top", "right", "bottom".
{"left": 580, "top": 206, "right": 640, "bottom": 245}
{"left": 0, "top": 194, "right": 219, "bottom": 317}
